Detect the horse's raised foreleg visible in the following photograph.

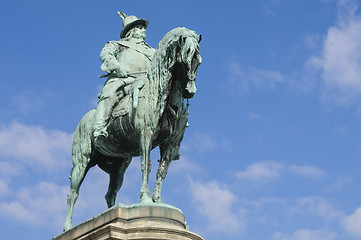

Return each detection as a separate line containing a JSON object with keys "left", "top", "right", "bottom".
{"left": 104, "top": 158, "right": 132, "bottom": 208}
{"left": 139, "top": 128, "right": 153, "bottom": 203}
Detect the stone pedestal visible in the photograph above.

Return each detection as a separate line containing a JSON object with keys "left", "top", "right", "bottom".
{"left": 53, "top": 203, "right": 204, "bottom": 240}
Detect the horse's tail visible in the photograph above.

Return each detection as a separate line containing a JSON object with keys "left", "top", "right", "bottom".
{"left": 71, "top": 109, "right": 95, "bottom": 168}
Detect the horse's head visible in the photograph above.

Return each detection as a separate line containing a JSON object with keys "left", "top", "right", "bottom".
{"left": 150, "top": 27, "right": 202, "bottom": 103}
{"left": 178, "top": 32, "right": 202, "bottom": 99}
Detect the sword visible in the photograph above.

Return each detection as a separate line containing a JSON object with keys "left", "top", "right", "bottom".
{"left": 99, "top": 71, "right": 147, "bottom": 78}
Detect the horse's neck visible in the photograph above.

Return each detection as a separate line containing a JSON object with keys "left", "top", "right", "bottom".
{"left": 143, "top": 71, "right": 167, "bottom": 122}
{"left": 145, "top": 42, "right": 179, "bottom": 121}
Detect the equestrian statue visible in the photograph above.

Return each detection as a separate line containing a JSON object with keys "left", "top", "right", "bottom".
{"left": 63, "top": 11, "right": 202, "bottom": 231}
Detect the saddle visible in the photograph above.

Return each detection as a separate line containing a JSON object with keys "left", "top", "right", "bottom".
{"left": 111, "top": 75, "right": 146, "bottom": 118}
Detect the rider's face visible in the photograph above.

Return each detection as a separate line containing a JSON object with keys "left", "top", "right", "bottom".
{"left": 132, "top": 25, "right": 146, "bottom": 40}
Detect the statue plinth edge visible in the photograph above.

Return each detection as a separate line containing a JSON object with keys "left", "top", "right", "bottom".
{"left": 53, "top": 203, "right": 204, "bottom": 240}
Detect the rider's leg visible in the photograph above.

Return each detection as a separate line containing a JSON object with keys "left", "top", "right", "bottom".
{"left": 93, "top": 80, "right": 123, "bottom": 140}
{"left": 93, "top": 96, "right": 112, "bottom": 138}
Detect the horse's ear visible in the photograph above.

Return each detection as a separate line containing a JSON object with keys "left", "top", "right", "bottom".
{"left": 198, "top": 33, "right": 202, "bottom": 43}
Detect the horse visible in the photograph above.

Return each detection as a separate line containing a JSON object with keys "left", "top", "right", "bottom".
{"left": 63, "top": 27, "right": 202, "bottom": 231}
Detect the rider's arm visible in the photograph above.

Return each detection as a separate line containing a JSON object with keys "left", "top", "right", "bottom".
{"left": 100, "top": 41, "right": 127, "bottom": 77}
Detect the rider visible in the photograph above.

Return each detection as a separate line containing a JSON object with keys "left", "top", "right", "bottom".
{"left": 93, "top": 11, "right": 155, "bottom": 147}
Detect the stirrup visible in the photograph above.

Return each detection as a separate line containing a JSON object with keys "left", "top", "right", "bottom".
{"left": 94, "top": 134, "right": 107, "bottom": 148}
{"left": 94, "top": 128, "right": 109, "bottom": 138}
{"left": 93, "top": 129, "right": 108, "bottom": 147}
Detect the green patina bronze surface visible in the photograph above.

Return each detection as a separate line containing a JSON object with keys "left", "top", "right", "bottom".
{"left": 63, "top": 11, "right": 202, "bottom": 232}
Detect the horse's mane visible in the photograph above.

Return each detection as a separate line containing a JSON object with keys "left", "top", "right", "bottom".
{"left": 147, "top": 27, "right": 199, "bottom": 117}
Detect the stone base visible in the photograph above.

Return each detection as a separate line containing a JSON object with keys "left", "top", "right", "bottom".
{"left": 54, "top": 203, "right": 204, "bottom": 240}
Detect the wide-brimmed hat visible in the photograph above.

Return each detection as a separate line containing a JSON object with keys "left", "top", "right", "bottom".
{"left": 118, "top": 11, "right": 149, "bottom": 38}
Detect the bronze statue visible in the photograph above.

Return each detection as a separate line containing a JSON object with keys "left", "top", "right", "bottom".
{"left": 64, "top": 11, "right": 202, "bottom": 231}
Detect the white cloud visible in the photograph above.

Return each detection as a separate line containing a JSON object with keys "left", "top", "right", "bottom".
{"left": 288, "top": 165, "right": 326, "bottom": 179}
{"left": 236, "top": 161, "right": 326, "bottom": 182}
{"left": 182, "top": 131, "right": 229, "bottom": 153}
{"left": 248, "top": 112, "right": 261, "bottom": 121}
{"left": 187, "top": 132, "right": 217, "bottom": 152}
{"left": 342, "top": 206, "right": 361, "bottom": 237}
{"left": 189, "top": 180, "right": 246, "bottom": 234}
{"left": 0, "top": 160, "right": 23, "bottom": 181}
{"left": 236, "top": 161, "right": 284, "bottom": 181}
{"left": 228, "top": 1, "right": 361, "bottom": 104}
{"left": 239, "top": 195, "right": 351, "bottom": 239}
{"left": 262, "top": 5, "right": 276, "bottom": 16}
{"left": 168, "top": 156, "right": 203, "bottom": 175}
{"left": 239, "top": 197, "right": 287, "bottom": 226}
{"left": 0, "top": 122, "right": 80, "bottom": 231}
{"left": 262, "top": 0, "right": 281, "bottom": 16}
{"left": 73, "top": 167, "right": 121, "bottom": 215}
{"left": 324, "top": 177, "right": 353, "bottom": 192}
{"left": 0, "top": 181, "right": 68, "bottom": 229}
{"left": 0, "top": 122, "right": 72, "bottom": 169}
{"left": 227, "top": 62, "right": 286, "bottom": 95}
{"left": 0, "top": 171, "right": 118, "bottom": 231}
{"left": 0, "top": 178, "right": 10, "bottom": 196}
{"left": 0, "top": 122, "right": 79, "bottom": 231}
{"left": 240, "top": 196, "right": 343, "bottom": 227}
{"left": 291, "top": 196, "right": 342, "bottom": 220}
{"left": 273, "top": 229, "right": 338, "bottom": 240}
{"left": 304, "top": 35, "right": 321, "bottom": 50}
{"left": 11, "top": 91, "right": 46, "bottom": 115}
{"left": 307, "top": 0, "right": 361, "bottom": 104}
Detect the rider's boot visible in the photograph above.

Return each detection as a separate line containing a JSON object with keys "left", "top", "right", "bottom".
{"left": 93, "top": 97, "right": 112, "bottom": 148}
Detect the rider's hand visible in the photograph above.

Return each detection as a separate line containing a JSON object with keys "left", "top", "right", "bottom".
{"left": 115, "top": 67, "right": 128, "bottom": 78}
{"left": 105, "top": 59, "right": 120, "bottom": 73}
{"left": 104, "top": 59, "right": 127, "bottom": 78}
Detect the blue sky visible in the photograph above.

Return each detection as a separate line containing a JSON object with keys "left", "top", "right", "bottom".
{"left": 1, "top": 0, "right": 361, "bottom": 239}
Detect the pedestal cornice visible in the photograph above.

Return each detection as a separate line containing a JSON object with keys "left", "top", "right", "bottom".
{"left": 54, "top": 203, "right": 204, "bottom": 240}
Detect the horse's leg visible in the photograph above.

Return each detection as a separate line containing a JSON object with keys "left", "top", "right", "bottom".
{"left": 152, "top": 144, "right": 180, "bottom": 203}
{"left": 152, "top": 105, "right": 188, "bottom": 203}
{"left": 64, "top": 160, "right": 91, "bottom": 231}
{"left": 104, "top": 158, "right": 132, "bottom": 208}
{"left": 152, "top": 150, "right": 171, "bottom": 203}
{"left": 64, "top": 111, "right": 94, "bottom": 232}
{"left": 139, "top": 128, "right": 153, "bottom": 203}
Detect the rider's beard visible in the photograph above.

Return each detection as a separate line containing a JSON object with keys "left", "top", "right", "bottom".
{"left": 130, "top": 29, "right": 146, "bottom": 41}
{"left": 134, "top": 32, "right": 146, "bottom": 40}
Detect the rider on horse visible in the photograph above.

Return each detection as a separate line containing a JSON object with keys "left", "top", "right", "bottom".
{"left": 93, "top": 12, "right": 155, "bottom": 147}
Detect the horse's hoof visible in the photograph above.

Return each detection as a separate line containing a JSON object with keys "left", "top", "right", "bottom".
{"left": 63, "top": 225, "right": 71, "bottom": 232}
{"left": 152, "top": 196, "right": 162, "bottom": 203}
{"left": 140, "top": 196, "right": 153, "bottom": 203}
